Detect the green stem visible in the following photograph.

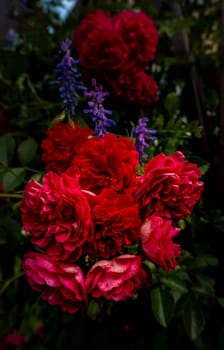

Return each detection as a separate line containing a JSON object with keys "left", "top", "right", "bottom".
{"left": 0, "top": 193, "right": 23, "bottom": 199}
{"left": 24, "top": 167, "right": 44, "bottom": 175}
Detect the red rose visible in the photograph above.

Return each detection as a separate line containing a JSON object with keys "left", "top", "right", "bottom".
{"left": 41, "top": 122, "right": 92, "bottom": 174}
{"left": 113, "top": 10, "right": 159, "bottom": 67}
{"left": 0, "top": 113, "right": 8, "bottom": 135}
{"left": 20, "top": 171, "right": 91, "bottom": 261}
{"left": 74, "top": 10, "right": 113, "bottom": 53}
{"left": 107, "top": 69, "right": 158, "bottom": 108}
{"left": 133, "top": 151, "right": 204, "bottom": 221}
{"left": 23, "top": 251, "right": 86, "bottom": 314}
{"left": 5, "top": 333, "right": 25, "bottom": 348}
{"left": 86, "top": 189, "right": 141, "bottom": 259}
{"left": 86, "top": 255, "right": 148, "bottom": 301}
{"left": 141, "top": 215, "right": 181, "bottom": 271}
{"left": 73, "top": 133, "right": 139, "bottom": 194}
{"left": 77, "top": 28, "right": 129, "bottom": 72}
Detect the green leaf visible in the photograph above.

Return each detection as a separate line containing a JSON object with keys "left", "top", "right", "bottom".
{"left": 151, "top": 287, "right": 174, "bottom": 327}
{"left": 87, "top": 299, "right": 101, "bottom": 320}
{"left": 2, "top": 167, "right": 26, "bottom": 191}
{"left": 164, "top": 92, "right": 179, "bottom": 116}
{"left": 17, "top": 137, "right": 38, "bottom": 165}
{"left": 182, "top": 297, "right": 205, "bottom": 340}
{"left": 0, "top": 134, "right": 16, "bottom": 166}
{"left": 217, "top": 298, "right": 224, "bottom": 308}
{"left": 0, "top": 272, "right": 24, "bottom": 294}
{"left": 160, "top": 276, "right": 188, "bottom": 294}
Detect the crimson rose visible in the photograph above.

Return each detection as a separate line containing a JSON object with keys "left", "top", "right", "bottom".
{"left": 77, "top": 28, "right": 129, "bottom": 72}
{"left": 108, "top": 69, "right": 158, "bottom": 108}
{"left": 73, "top": 133, "right": 139, "bottom": 194}
{"left": 41, "top": 122, "right": 92, "bottom": 174}
{"left": 86, "top": 255, "right": 148, "bottom": 301}
{"left": 74, "top": 9, "right": 113, "bottom": 53}
{"left": 23, "top": 251, "right": 86, "bottom": 314}
{"left": 86, "top": 189, "right": 141, "bottom": 259}
{"left": 20, "top": 171, "right": 91, "bottom": 261}
{"left": 141, "top": 215, "right": 181, "bottom": 271}
{"left": 133, "top": 151, "right": 204, "bottom": 221}
{"left": 113, "top": 10, "right": 159, "bottom": 67}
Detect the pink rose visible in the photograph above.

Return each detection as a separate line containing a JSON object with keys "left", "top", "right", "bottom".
{"left": 141, "top": 216, "right": 181, "bottom": 271}
{"left": 20, "top": 171, "right": 91, "bottom": 261}
{"left": 133, "top": 151, "right": 204, "bottom": 221}
{"left": 86, "top": 255, "right": 148, "bottom": 301}
{"left": 5, "top": 333, "right": 25, "bottom": 348}
{"left": 23, "top": 251, "right": 86, "bottom": 314}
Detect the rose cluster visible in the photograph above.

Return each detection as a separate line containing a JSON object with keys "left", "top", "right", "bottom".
{"left": 73, "top": 10, "right": 159, "bottom": 108}
{"left": 20, "top": 122, "right": 204, "bottom": 314}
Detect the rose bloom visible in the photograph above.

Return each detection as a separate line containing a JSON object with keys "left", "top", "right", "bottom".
{"left": 113, "top": 10, "right": 159, "bottom": 67}
{"left": 23, "top": 251, "right": 86, "bottom": 314}
{"left": 72, "top": 133, "right": 139, "bottom": 194}
{"left": 0, "top": 112, "right": 8, "bottom": 135}
{"left": 20, "top": 170, "right": 91, "bottom": 261}
{"left": 41, "top": 122, "right": 92, "bottom": 174}
{"left": 141, "top": 215, "right": 181, "bottom": 271}
{"left": 107, "top": 69, "right": 158, "bottom": 109}
{"left": 77, "top": 28, "right": 129, "bottom": 72}
{"left": 86, "top": 189, "right": 141, "bottom": 259}
{"left": 86, "top": 254, "right": 148, "bottom": 301}
{"left": 5, "top": 333, "right": 25, "bottom": 348}
{"left": 74, "top": 9, "right": 113, "bottom": 53}
{"left": 133, "top": 151, "right": 204, "bottom": 221}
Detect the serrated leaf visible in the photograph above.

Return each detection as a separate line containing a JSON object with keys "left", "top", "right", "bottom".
{"left": 151, "top": 287, "right": 174, "bottom": 327}
{"left": 17, "top": 138, "right": 38, "bottom": 165}
{"left": 0, "top": 134, "right": 16, "bottom": 166}
{"left": 182, "top": 297, "right": 205, "bottom": 340}
{"left": 2, "top": 167, "right": 25, "bottom": 191}
{"left": 160, "top": 276, "right": 188, "bottom": 294}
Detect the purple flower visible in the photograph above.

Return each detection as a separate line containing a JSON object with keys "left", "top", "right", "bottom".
{"left": 51, "top": 38, "right": 85, "bottom": 117}
{"left": 133, "top": 117, "right": 157, "bottom": 164}
{"left": 84, "top": 79, "right": 115, "bottom": 137}
{"left": 6, "top": 28, "right": 17, "bottom": 44}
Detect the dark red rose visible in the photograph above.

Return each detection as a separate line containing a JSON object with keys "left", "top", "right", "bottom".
{"left": 107, "top": 68, "right": 158, "bottom": 108}
{"left": 113, "top": 10, "right": 159, "bottom": 67}
{"left": 0, "top": 113, "right": 8, "bottom": 135}
{"left": 72, "top": 133, "right": 139, "bottom": 194}
{"left": 141, "top": 215, "right": 181, "bottom": 271}
{"left": 86, "top": 254, "right": 148, "bottom": 301}
{"left": 41, "top": 122, "right": 92, "bottom": 174}
{"left": 20, "top": 171, "right": 91, "bottom": 262}
{"left": 23, "top": 251, "right": 86, "bottom": 314}
{"left": 74, "top": 10, "right": 113, "bottom": 53}
{"left": 77, "top": 28, "right": 129, "bottom": 72}
{"left": 133, "top": 151, "right": 204, "bottom": 221}
{"left": 86, "top": 188, "right": 141, "bottom": 259}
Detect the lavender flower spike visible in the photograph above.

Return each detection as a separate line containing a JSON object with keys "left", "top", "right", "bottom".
{"left": 84, "top": 78, "right": 115, "bottom": 137}
{"left": 133, "top": 117, "right": 157, "bottom": 164}
{"left": 51, "top": 38, "right": 85, "bottom": 117}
